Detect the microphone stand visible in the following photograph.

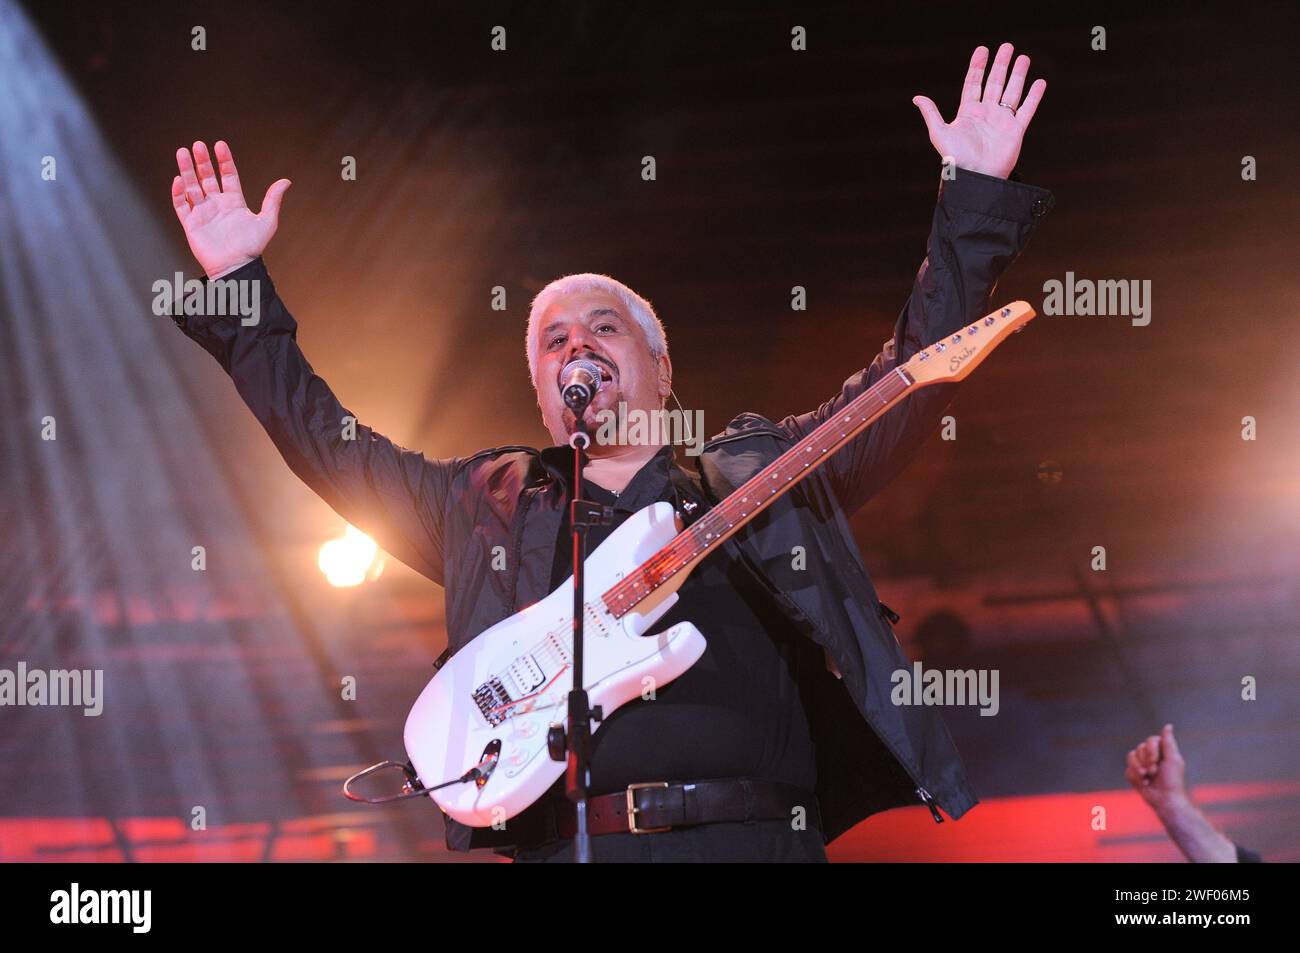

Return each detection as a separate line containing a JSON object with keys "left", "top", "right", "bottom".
{"left": 551, "top": 407, "right": 610, "bottom": 863}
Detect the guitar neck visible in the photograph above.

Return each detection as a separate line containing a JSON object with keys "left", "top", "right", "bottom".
{"left": 600, "top": 364, "right": 916, "bottom": 620}
{"left": 599, "top": 300, "right": 1036, "bottom": 620}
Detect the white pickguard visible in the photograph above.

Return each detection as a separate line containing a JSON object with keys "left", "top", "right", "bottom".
{"left": 403, "top": 501, "right": 707, "bottom": 828}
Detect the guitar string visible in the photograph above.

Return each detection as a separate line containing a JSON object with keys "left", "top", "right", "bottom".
{"left": 601, "top": 369, "right": 911, "bottom": 612}
{"left": 508, "top": 313, "right": 1012, "bottom": 702}
{"left": 489, "top": 370, "right": 907, "bottom": 717}
{"left": 498, "top": 366, "right": 912, "bottom": 714}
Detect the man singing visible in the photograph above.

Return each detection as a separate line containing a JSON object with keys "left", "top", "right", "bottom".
{"left": 168, "top": 43, "right": 1052, "bottom": 862}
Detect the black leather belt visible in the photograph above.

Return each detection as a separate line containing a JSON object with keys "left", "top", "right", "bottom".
{"left": 553, "top": 778, "right": 820, "bottom": 839}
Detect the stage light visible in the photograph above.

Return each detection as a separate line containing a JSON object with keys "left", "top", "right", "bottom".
{"left": 318, "top": 524, "right": 386, "bottom": 587}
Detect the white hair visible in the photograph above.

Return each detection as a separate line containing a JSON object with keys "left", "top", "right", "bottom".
{"left": 525, "top": 273, "right": 668, "bottom": 387}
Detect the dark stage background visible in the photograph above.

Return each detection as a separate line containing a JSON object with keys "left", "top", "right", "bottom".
{"left": 1, "top": 0, "right": 1297, "bottom": 860}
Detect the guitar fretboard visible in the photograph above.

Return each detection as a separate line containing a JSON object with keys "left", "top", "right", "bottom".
{"left": 601, "top": 364, "right": 915, "bottom": 619}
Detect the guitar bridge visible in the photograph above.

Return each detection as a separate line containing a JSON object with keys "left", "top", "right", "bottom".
{"left": 472, "top": 676, "right": 514, "bottom": 727}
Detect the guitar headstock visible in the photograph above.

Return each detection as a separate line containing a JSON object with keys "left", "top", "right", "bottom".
{"left": 903, "top": 300, "right": 1037, "bottom": 385}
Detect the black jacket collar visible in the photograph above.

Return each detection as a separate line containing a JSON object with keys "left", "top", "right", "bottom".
{"left": 535, "top": 442, "right": 678, "bottom": 502}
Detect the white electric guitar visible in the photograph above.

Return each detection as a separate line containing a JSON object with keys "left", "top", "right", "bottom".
{"left": 403, "top": 301, "right": 1036, "bottom": 827}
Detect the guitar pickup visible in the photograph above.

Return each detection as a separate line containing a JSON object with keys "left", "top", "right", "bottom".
{"left": 505, "top": 655, "right": 546, "bottom": 695}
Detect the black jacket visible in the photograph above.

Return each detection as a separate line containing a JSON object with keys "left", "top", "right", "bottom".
{"left": 172, "top": 166, "right": 1054, "bottom": 850}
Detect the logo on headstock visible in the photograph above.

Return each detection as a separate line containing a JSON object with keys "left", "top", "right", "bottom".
{"left": 947, "top": 344, "right": 977, "bottom": 374}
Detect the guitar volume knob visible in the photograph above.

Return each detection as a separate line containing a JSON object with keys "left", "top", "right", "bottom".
{"left": 547, "top": 723, "right": 566, "bottom": 762}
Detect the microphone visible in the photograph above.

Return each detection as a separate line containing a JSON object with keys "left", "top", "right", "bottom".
{"left": 559, "top": 359, "right": 604, "bottom": 412}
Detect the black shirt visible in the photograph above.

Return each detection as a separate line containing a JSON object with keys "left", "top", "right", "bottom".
{"left": 531, "top": 445, "right": 818, "bottom": 820}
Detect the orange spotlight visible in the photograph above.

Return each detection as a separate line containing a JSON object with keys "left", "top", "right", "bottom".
{"left": 318, "top": 524, "right": 386, "bottom": 587}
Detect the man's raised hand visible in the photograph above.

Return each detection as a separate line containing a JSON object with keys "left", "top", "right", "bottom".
{"left": 171, "top": 141, "right": 291, "bottom": 280}
{"left": 911, "top": 43, "right": 1046, "bottom": 180}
